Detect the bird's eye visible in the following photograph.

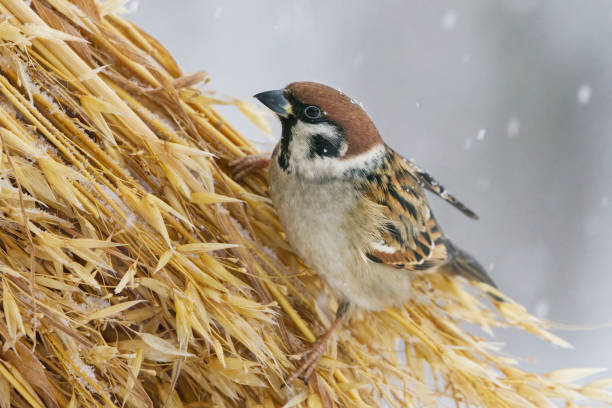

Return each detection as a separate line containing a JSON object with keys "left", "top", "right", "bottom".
{"left": 304, "top": 105, "right": 322, "bottom": 119}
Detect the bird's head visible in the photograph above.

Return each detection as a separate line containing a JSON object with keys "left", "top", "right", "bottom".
{"left": 254, "top": 82, "right": 385, "bottom": 181}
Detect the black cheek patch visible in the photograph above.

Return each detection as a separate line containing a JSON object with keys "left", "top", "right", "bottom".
{"left": 308, "top": 134, "right": 341, "bottom": 158}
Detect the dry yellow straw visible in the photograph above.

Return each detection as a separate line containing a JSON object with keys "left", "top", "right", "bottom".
{"left": 0, "top": 1, "right": 609, "bottom": 407}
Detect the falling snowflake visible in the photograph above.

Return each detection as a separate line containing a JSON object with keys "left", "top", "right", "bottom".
{"left": 477, "top": 128, "right": 486, "bottom": 141}
{"left": 577, "top": 85, "right": 592, "bottom": 105}
{"left": 534, "top": 299, "right": 550, "bottom": 318}
{"left": 213, "top": 5, "right": 223, "bottom": 20}
{"left": 442, "top": 10, "right": 457, "bottom": 30}
{"left": 506, "top": 117, "right": 520, "bottom": 138}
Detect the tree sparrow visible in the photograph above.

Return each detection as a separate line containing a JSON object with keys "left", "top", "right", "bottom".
{"left": 230, "top": 82, "right": 497, "bottom": 383}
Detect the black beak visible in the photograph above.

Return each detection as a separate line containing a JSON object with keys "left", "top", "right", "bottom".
{"left": 253, "top": 89, "right": 293, "bottom": 118}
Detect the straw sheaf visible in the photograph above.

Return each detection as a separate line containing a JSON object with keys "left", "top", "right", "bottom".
{"left": 0, "top": 1, "right": 608, "bottom": 407}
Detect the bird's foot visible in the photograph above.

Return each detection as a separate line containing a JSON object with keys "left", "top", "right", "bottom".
{"left": 285, "top": 337, "right": 330, "bottom": 385}
{"left": 228, "top": 153, "right": 271, "bottom": 180}
{"left": 284, "top": 301, "right": 350, "bottom": 386}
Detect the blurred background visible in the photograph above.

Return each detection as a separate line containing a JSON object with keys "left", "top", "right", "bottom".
{"left": 130, "top": 1, "right": 612, "bottom": 374}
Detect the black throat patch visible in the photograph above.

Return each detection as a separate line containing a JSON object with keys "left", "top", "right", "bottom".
{"left": 278, "top": 116, "right": 296, "bottom": 171}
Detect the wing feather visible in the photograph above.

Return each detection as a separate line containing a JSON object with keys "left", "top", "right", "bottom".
{"left": 402, "top": 158, "right": 479, "bottom": 219}
{"left": 359, "top": 149, "right": 449, "bottom": 271}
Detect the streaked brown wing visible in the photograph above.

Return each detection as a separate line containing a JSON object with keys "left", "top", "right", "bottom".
{"left": 360, "top": 149, "right": 449, "bottom": 271}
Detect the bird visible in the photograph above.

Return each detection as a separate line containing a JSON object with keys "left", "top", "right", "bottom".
{"left": 230, "top": 81, "right": 498, "bottom": 384}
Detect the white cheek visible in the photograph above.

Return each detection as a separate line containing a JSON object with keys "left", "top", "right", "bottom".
{"left": 288, "top": 137, "right": 313, "bottom": 175}
{"left": 287, "top": 121, "right": 343, "bottom": 177}
{"left": 291, "top": 122, "right": 341, "bottom": 145}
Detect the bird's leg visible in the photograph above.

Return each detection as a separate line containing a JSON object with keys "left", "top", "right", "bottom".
{"left": 285, "top": 301, "right": 351, "bottom": 385}
{"left": 228, "top": 153, "right": 271, "bottom": 180}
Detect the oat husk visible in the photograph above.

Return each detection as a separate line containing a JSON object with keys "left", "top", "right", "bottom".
{"left": 0, "top": 1, "right": 609, "bottom": 407}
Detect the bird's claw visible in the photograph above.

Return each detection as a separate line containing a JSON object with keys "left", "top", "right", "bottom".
{"left": 284, "top": 340, "right": 328, "bottom": 385}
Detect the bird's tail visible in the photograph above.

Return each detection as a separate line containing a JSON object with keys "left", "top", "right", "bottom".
{"left": 442, "top": 240, "right": 500, "bottom": 297}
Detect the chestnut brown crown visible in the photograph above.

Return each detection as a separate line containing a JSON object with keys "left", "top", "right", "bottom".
{"left": 285, "top": 82, "right": 383, "bottom": 158}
